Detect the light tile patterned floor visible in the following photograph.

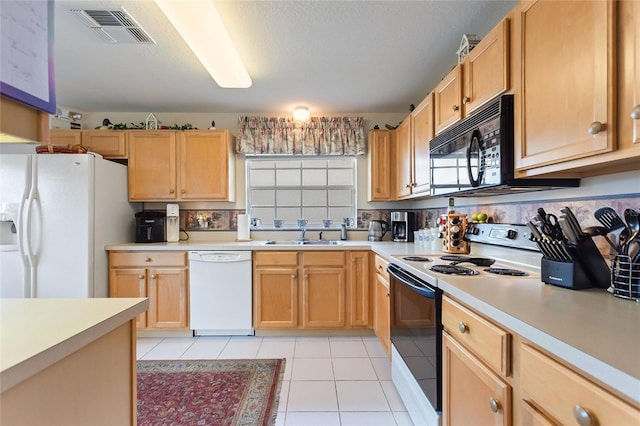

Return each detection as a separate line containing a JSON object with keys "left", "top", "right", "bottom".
{"left": 137, "top": 335, "right": 414, "bottom": 426}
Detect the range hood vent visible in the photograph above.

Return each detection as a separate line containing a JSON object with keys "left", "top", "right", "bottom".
{"left": 69, "top": 8, "right": 155, "bottom": 44}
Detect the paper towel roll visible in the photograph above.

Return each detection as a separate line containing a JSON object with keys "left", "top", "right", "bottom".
{"left": 237, "top": 214, "right": 250, "bottom": 240}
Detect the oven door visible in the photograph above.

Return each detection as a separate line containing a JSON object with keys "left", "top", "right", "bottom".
{"left": 388, "top": 263, "right": 442, "bottom": 412}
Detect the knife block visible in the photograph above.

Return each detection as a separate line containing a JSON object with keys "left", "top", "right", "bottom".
{"left": 540, "top": 236, "right": 610, "bottom": 290}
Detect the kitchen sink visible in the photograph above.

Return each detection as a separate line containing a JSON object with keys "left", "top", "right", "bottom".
{"left": 263, "top": 240, "right": 342, "bottom": 246}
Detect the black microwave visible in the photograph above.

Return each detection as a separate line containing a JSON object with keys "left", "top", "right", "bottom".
{"left": 429, "top": 95, "right": 579, "bottom": 197}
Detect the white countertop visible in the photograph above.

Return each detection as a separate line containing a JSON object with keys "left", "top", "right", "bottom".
{"left": 0, "top": 298, "right": 149, "bottom": 393}
{"left": 105, "top": 239, "right": 640, "bottom": 403}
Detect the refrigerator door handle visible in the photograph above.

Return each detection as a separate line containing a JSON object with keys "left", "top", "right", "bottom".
{"left": 24, "top": 156, "right": 41, "bottom": 297}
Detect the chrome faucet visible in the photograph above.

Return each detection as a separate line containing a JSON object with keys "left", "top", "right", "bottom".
{"left": 299, "top": 228, "right": 306, "bottom": 241}
{"left": 319, "top": 231, "right": 323, "bottom": 240}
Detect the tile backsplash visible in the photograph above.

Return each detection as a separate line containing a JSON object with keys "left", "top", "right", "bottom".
{"left": 179, "top": 194, "right": 639, "bottom": 232}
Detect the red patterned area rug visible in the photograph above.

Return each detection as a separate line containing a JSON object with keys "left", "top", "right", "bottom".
{"left": 137, "top": 359, "right": 285, "bottom": 426}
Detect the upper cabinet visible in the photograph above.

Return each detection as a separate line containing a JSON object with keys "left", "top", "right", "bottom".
{"left": 367, "top": 130, "right": 394, "bottom": 201}
{"left": 462, "top": 18, "right": 510, "bottom": 117}
{"left": 81, "top": 130, "right": 127, "bottom": 158}
{"left": 513, "top": 0, "right": 617, "bottom": 176}
{"left": 410, "top": 93, "right": 434, "bottom": 196}
{"left": 128, "top": 130, "right": 235, "bottom": 202}
{"left": 434, "top": 64, "right": 463, "bottom": 135}
{"left": 49, "top": 129, "right": 82, "bottom": 146}
{"left": 617, "top": 0, "right": 640, "bottom": 158}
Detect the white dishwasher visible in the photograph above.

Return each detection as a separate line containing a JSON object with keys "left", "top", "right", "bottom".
{"left": 189, "top": 251, "right": 253, "bottom": 336}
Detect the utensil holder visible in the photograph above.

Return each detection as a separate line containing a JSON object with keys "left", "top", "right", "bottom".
{"left": 610, "top": 255, "right": 640, "bottom": 302}
{"left": 538, "top": 236, "right": 610, "bottom": 290}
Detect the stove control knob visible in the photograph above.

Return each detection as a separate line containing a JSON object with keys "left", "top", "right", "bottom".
{"left": 473, "top": 227, "right": 480, "bottom": 235}
{"left": 506, "top": 229, "right": 518, "bottom": 239}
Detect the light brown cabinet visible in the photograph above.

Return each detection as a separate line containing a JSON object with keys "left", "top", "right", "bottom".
{"left": 109, "top": 251, "right": 189, "bottom": 330}
{"left": 513, "top": 0, "right": 616, "bottom": 176}
{"left": 442, "top": 296, "right": 511, "bottom": 426}
{"left": 49, "top": 129, "right": 82, "bottom": 146}
{"left": 395, "top": 117, "right": 413, "bottom": 199}
{"left": 346, "top": 251, "right": 370, "bottom": 328}
{"left": 410, "top": 93, "right": 434, "bottom": 196}
{"left": 373, "top": 255, "right": 390, "bottom": 358}
{"left": 520, "top": 343, "right": 639, "bottom": 425}
{"left": 81, "top": 130, "right": 127, "bottom": 158}
{"left": 253, "top": 250, "right": 368, "bottom": 330}
{"left": 127, "top": 130, "right": 235, "bottom": 202}
{"left": 367, "top": 130, "right": 394, "bottom": 201}
{"left": 434, "top": 64, "right": 463, "bottom": 135}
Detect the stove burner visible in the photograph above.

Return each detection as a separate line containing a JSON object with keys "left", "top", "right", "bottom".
{"left": 484, "top": 267, "right": 529, "bottom": 276}
{"left": 402, "top": 256, "right": 433, "bottom": 262}
{"left": 430, "top": 264, "right": 479, "bottom": 275}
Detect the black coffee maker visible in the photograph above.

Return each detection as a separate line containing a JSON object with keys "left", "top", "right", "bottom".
{"left": 135, "top": 211, "right": 166, "bottom": 243}
{"left": 391, "top": 211, "right": 417, "bottom": 242}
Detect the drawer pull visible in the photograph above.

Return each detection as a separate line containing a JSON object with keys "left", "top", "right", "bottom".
{"left": 144, "top": 257, "right": 151, "bottom": 262}
{"left": 573, "top": 405, "right": 594, "bottom": 426}
{"left": 630, "top": 104, "right": 640, "bottom": 120}
{"left": 458, "top": 321, "right": 468, "bottom": 334}
{"left": 489, "top": 397, "right": 501, "bottom": 413}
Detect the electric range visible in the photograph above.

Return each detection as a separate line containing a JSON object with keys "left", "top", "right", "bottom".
{"left": 388, "top": 224, "right": 542, "bottom": 426}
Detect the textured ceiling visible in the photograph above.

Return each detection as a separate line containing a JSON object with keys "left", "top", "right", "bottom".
{"left": 53, "top": 0, "right": 517, "bottom": 114}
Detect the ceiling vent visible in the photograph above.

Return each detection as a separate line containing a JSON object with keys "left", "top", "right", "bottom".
{"left": 69, "top": 8, "right": 155, "bottom": 44}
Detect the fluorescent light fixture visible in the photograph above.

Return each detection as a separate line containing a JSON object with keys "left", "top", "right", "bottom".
{"left": 293, "top": 106, "right": 310, "bottom": 122}
{"left": 155, "top": 0, "right": 251, "bottom": 88}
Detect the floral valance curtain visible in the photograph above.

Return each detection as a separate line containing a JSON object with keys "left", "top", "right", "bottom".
{"left": 236, "top": 116, "right": 366, "bottom": 156}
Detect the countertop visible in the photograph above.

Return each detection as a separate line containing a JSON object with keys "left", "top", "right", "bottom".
{"left": 105, "top": 240, "right": 640, "bottom": 403}
{"left": 0, "top": 298, "right": 149, "bottom": 393}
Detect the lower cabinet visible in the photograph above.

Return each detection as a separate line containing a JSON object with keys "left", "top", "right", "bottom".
{"left": 373, "top": 255, "right": 391, "bottom": 358}
{"left": 253, "top": 250, "right": 369, "bottom": 330}
{"left": 108, "top": 251, "right": 189, "bottom": 330}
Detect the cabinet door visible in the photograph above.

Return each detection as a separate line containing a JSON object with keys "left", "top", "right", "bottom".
{"left": 146, "top": 267, "right": 188, "bottom": 329}
{"left": 301, "top": 267, "right": 345, "bottom": 328}
{"left": 514, "top": 0, "right": 615, "bottom": 173}
{"left": 619, "top": 0, "right": 640, "bottom": 148}
{"left": 463, "top": 18, "right": 509, "bottom": 116}
{"left": 375, "top": 273, "right": 390, "bottom": 359}
{"left": 81, "top": 130, "right": 127, "bottom": 158}
{"left": 346, "top": 251, "right": 370, "bottom": 327}
{"left": 128, "top": 131, "right": 177, "bottom": 201}
{"left": 368, "top": 130, "right": 393, "bottom": 201}
{"left": 179, "top": 131, "right": 234, "bottom": 200}
{"left": 49, "top": 129, "right": 81, "bottom": 146}
{"left": 443, "top": 332, "right": 511, "bottom": 426}
{"left": 434, "top": 64, "right": 463, "bottom": 134}
{"left": 253, "top": 267, "right": 298, "bottom": 328}
{"left": 411, "top": 93, "right": 434, "bottom": 195}
{"left": 109, "top": 268, "right": 147, "bottom": 329}
{"left": 395, "top": 117, "right": 413, "bottom": 199}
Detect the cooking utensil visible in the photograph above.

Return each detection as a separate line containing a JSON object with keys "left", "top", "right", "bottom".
{"left": 559, "top": 216, "right": 577, "bottom": 244}
{"left": 536, "top": 209, "right": 565, "bottom": 241}
{"left": 583, "top": 226, "right": 619, "bottom": 253}
{"left": 623, "top": 209, "right": 640, "bottom": 255}
{"left": 527, "top": 220, "right": 543, "bottom": 241}
{"left": 594, "top": 207, "right": 626, "bottom": 231}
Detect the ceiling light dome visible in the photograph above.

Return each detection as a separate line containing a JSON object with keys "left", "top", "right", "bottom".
{"left": 293, "top": 106, "right": 310, "bottom": 122}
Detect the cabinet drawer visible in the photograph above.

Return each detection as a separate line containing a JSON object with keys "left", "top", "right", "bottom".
{"left": 520, "top": 343, "right": 639, "bottom": 425}
{"left": 374, "top": 255, "right": 389, "bottom": 280}
{"left": 442, "top": 297, "right": 510, "bottom": 376}
{"left": 255, "top": 251, "right": 298, "bottom": 266}
{"left": 109, "top": 251, "right": 187, "bottom": 267}
{"left": 302, "top": 251, "right": 345, "bottom": 266}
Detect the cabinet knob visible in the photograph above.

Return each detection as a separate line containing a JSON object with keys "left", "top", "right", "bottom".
{"left": 573, "top": 405, "right": 594, "bottom": 426}
{"left": 304, "top": 274, "right": 309, "bottom": 279}
{"left": 631, "top": 104, "right": 640, "bottom": 120}
{"left": 452, "top": 105, "right": 460, "bottom": 112}
{"left": 386, "top": 292, "right": 390, "bottom": 297}
{"left": 138, "top": 274, "right": 144, "bottom": 279}
{"left": 150, "top": 274, "right": 156, "bottom": 279}
{"left": 587, "top": 121, "right": 604, "bottom": 135}
{"left": 169, "top": 189, "right": 175, "bottom": 194}
{"left": 406, "top": 183, "right": 411, "bottom": 188}
{"left": 462, "top": 96, "right": 471, "bottom": 104}
{"left": 144, "top": 257, "right": 151, "bottom": 262}
{"left": 378, "top": 265, "right": 383, "bottom": 271}
{"left": 181, "top": 189, "right": 186, "bottom": 194}
{"left": 352, "top": 258, "right": 356, "bottom": 263}
{"left": 489, "top": 397, "right": 501, "bottom": 413}
{"left": 458, "top": 321, "right": 468, "bottom": 333}
{"left": 291, "top": 274, "right": 296, "bottom": 279}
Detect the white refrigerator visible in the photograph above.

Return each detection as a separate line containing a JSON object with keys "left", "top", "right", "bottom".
{"left": 0, "top": 152, "right": 136, "bottom": 298}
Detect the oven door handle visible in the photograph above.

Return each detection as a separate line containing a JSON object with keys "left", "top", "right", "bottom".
{"left": 387, "top": 264, "right": 436, "bottom": 299}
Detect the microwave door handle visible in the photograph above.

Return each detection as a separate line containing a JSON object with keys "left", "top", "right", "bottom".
{"left": 466, "top": 130, "right": 484, "bottom": 187}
